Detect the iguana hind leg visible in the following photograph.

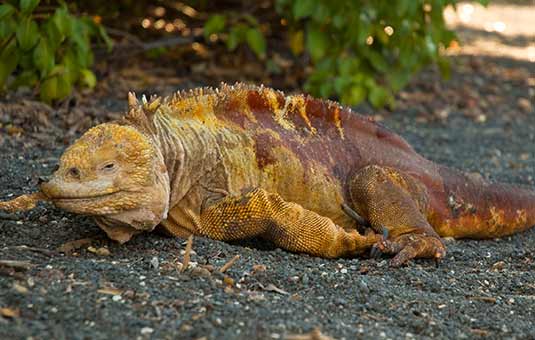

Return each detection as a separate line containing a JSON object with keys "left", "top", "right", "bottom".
{"left": 349, "top": 165, "right": 446, "bottom": 266}
{"left": 189, "top": 188, "right": 380, "bottom": 258}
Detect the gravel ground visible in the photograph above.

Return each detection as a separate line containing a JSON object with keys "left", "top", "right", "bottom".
{"left": 0, "top": 53, "right": 534, "bottom": 340}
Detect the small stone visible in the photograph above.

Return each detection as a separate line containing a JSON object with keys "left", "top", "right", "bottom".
{"left": 301, "top": 274, "right": 309, "bottom": 285}
{"left": 517, "top": 97, "right": 533, "bottom": 113}
{"left": 13, "top": 282, "right": 28, "bottom": 294}
{"left": 180, "top": 324, "right": 193, "bottom": 332}
{"left": 491, "top": 261, "right": 506, "bottom": 271}
{"left": 358, "top": 281, "right": 370, "bottom": 295}
{"left": 288, "top": 276, "right": 299, "bottom": 282}
{"left": 475, "top": 114, "right": 487, "bottom": 123}
{"left": 335, "top": 297, "right": 347, "bottom": 306}
{"left": 150, "top": 257, "right": 159, "bottom": 270}
{"left": 140, "top": 327, "right": 154, "bottom": 335}
{"left": 112, "top": 295, "right": 122, "bottom": 302}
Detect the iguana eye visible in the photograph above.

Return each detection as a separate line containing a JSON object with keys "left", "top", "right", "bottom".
{"left": 68, "top": 167, "right": 80, "bottom": 179}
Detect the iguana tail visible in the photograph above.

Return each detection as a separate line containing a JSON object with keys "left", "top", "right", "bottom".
{"left": 429, "top": 166, "right": 535, "bottom": 239}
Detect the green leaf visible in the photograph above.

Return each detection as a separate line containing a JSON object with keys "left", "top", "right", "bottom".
{"left": 62, "top": 49, "right": 78, "bottom": 83}
{"left": 0, "top": 3, "right": 15, "bottom": 20}
{"left": 437, "top": 56, "right": 451, "bottom": 79}
{"left": 56, "top": 72, "right": 71, "bottom": 99}
{"left": 306, "top": 25, "right": 328, "bottom": 62}
{"left": 334, "top": 76, "right": 351, "bottom": 94}
{"left": 293, "top": 0, "right": 315, "bottom": 19}
{"left": 204, "top": 14, "right": 226, "bottom": 39}
{"left": 0, "top": 17, "right": 16, "bottom": 40}
{"left": 33, "top": 36, "right": 54, "bottom": 77}
{"left": 40, "top": 66, "right": 71, "bottom": 102}
{"left": 0, "top": 38, "right": 20, "bottom": 88}
{"left": 368, "top": 84, "right": 388, "bottom": 108}
{"left": 96, "top": 24, "right": 113, "bottom": 51}
{"left": 20, "top": 0, "right": 40, "bottom": 14}
{"left": 40, "top": 76, "right": 57, "bottom": 102}
{"left": 11, "top": 69, "right": 38, "bottom": 88}
{"left": 387, "top": 70, "right": 410, "bottom": 92}
{"left": 318, "top": 82, "right": 333, "bottom": 98}
{"left": 227, "top": 25, "right": 246, "bottom": 51}
{"left": 16, "top": 16, "right": 39, "bottom": 51}
{"left": 43, "top": 19, "right": 63, "bottom": 50}
{"left": 80, "top": 69, "right": 96, "bottom": 88}
{"left": 52, "top": 6, "right": 72, "bottom": 37}
{"left": 342, "top": 85, "right": 366, "bottom": 105}
{"left": 245, "top": 27, "right": 266, "bottom": 58}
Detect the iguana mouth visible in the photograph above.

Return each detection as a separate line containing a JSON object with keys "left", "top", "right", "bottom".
{"left": 40, "top": 178, "right": 119, "bottom": 201}
{"left": 51, "top": 190, "right": 137, "bottom": 215}
{"left": 50, "top": 190, "right": 121, "bottom": 201}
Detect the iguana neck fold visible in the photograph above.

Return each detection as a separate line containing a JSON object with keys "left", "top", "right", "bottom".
{"left": 151, "top": 109, "right": 220, "bottom": 208}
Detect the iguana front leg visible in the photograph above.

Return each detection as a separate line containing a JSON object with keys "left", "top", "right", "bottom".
{"left": 349, "top": 165, "right": 446, "bottom": 266}
{"left": 188, "top": 188, "right": 380, "bottom": 258}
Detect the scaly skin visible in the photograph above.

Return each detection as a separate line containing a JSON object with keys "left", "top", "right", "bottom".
{"left": 1, "top": 83, "right": 534, "bottom": 266}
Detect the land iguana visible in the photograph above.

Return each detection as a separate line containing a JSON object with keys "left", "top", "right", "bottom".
{"left": 1, "top": 83, "right": 534, "bottom": 266}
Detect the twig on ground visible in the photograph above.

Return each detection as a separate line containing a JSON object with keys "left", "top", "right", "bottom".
{"left": 104, "top": 27, "right": 145, "bottom": 48}
{"left": 96, "top": 35, "right": 197, "bottom": 60}
{"left": 3, "top": 245, "right": 56, "bottom": 257}
{"left": 180, "top": 235, "right": 194, "bottom": 272}
{"left": 219, "top": 254, "right": 240, "bottom": 273}
{"left": 467, "top": 295, "right": 497, "bottom": 303}
{"left": 0, "top": 260, "right": 34, "bottom": 270}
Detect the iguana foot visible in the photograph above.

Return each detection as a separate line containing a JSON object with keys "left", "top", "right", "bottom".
{"left": 374, "top": 233, "right": 446, "bottom": 267}
{"left": 349, "top": 165, "right": 446, "bottom": 266}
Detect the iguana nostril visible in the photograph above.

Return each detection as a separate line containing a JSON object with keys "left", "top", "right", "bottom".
{"left": 68, "top": 167, "right": 81, "bottom": 179}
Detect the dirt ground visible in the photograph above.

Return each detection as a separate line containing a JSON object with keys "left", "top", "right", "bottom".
{"left": 1, "top": 2, "right": 534, "bottom": 340}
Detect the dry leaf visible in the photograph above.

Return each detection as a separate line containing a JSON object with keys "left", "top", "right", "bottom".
{"left": 223, "top": 276, "right": 234, "bottom": 286}
{"left": 57, "top": 238, "right": 94, "bottom": 255}
{"left": 96, "top": 247, "right": 111, "bottom": 256}
{"left": 259, "top": 283, "right": 289, "bottom": 295}
{"left": 0, "top": 307, "right": 20, "bottom": 318}
{"left": 0, "top": 260, "right": 34, "bottom": 270}
{"left": 97, "top": 288, "right": 123, "bottom": 295}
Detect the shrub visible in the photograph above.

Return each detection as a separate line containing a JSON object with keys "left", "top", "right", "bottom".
{"left": 207, "top": 0, "right": 488, "bottom": 107}
{"left": 0, "top": 0, "right": 111, "bottom": 103}
{"left": 1, "top": 0, "right": 489, "bottom": 108}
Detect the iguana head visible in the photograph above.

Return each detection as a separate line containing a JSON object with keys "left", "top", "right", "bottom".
{"left": 40, "top": 123, "right": 170, "bottom": 242}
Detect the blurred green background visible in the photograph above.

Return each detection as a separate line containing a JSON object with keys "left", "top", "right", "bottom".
{"left": 0, "top": 0, "right": 491, "bottom": 105}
